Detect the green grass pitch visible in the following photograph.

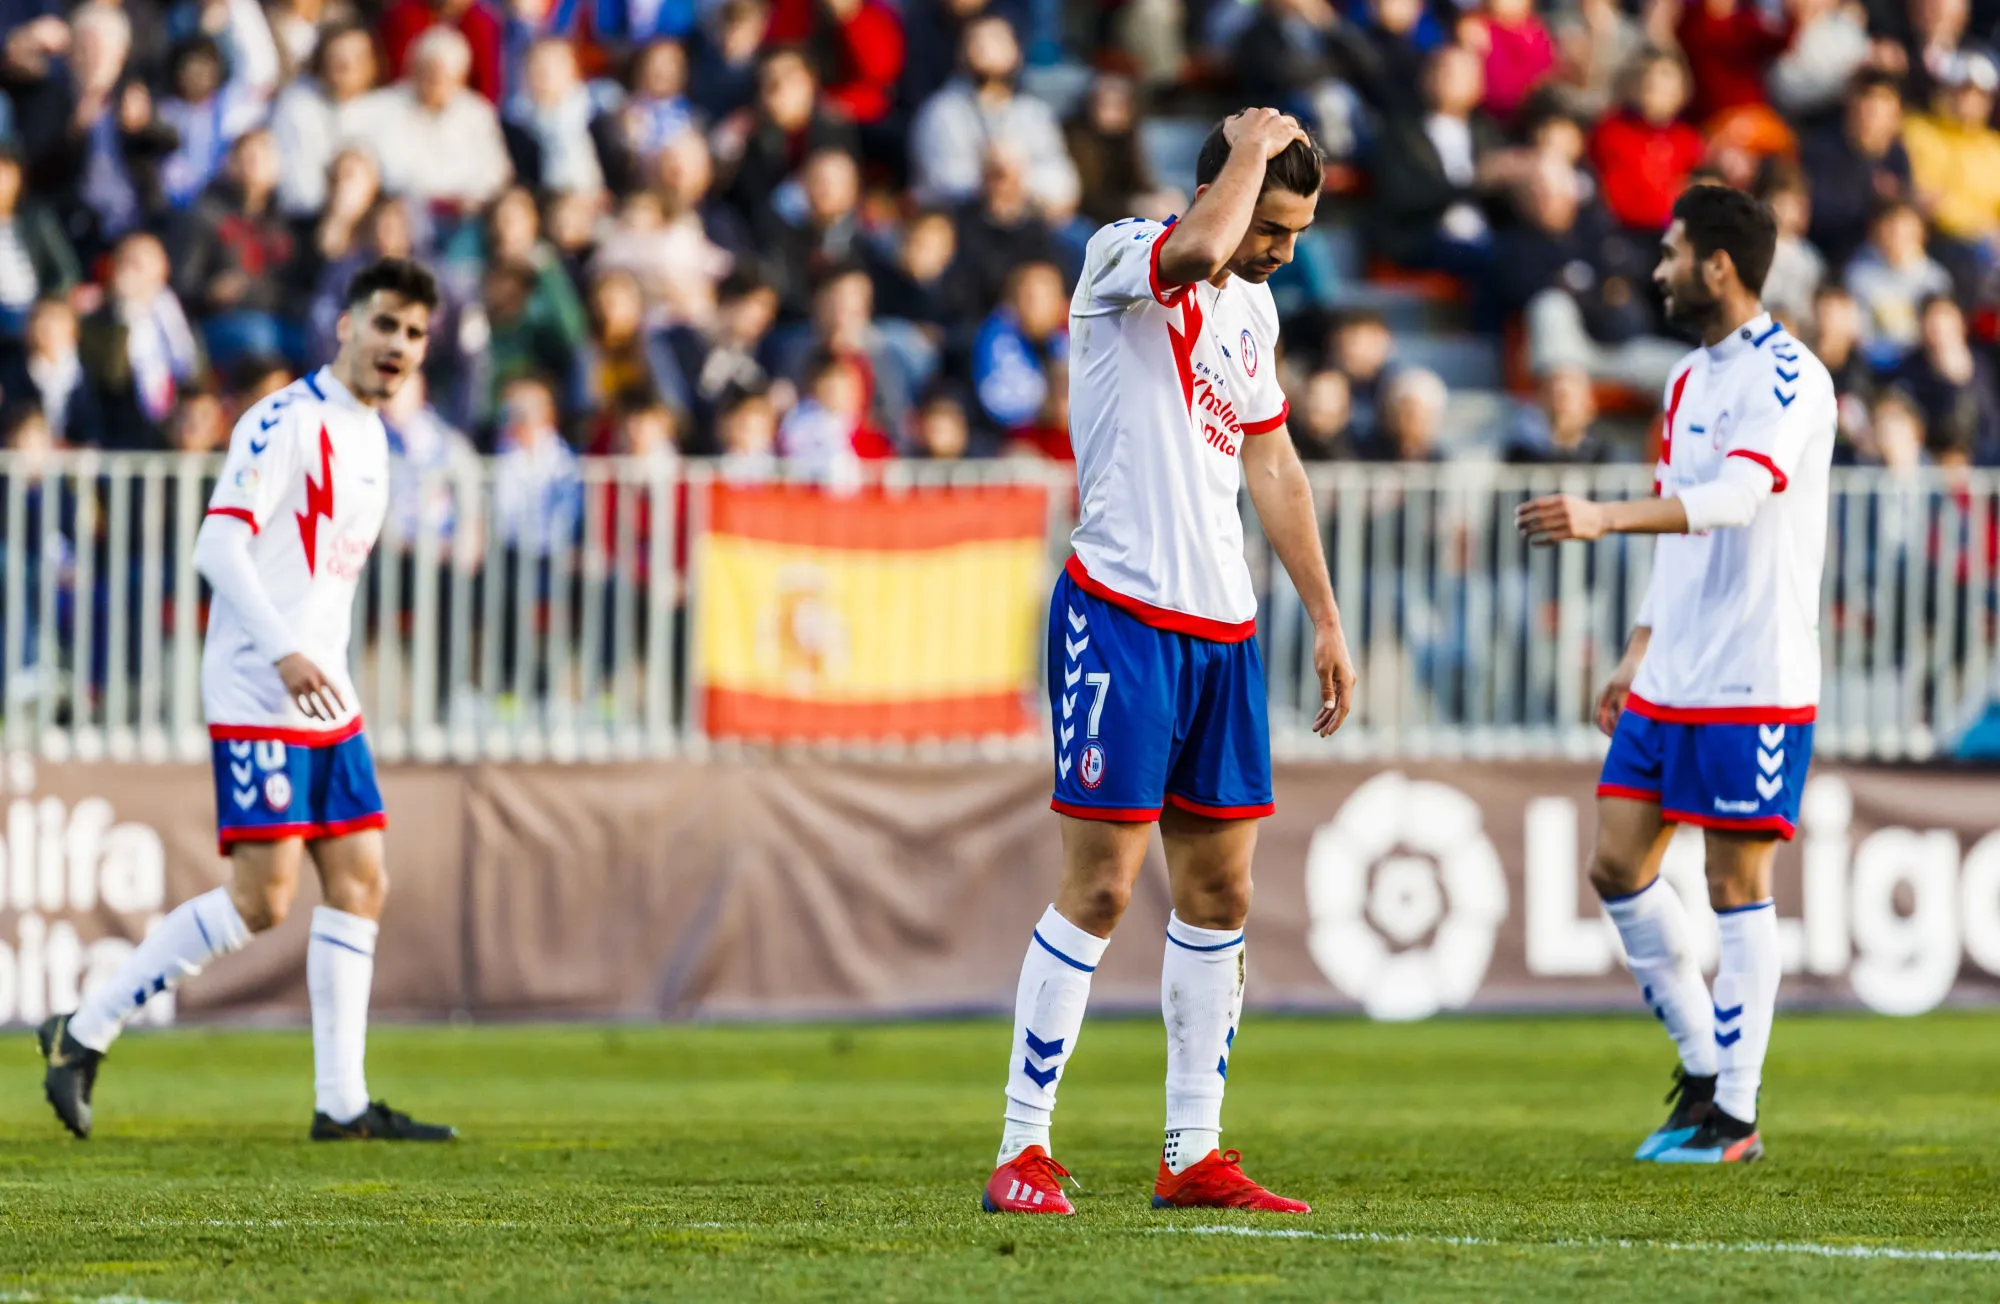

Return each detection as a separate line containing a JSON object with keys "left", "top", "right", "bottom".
{"left": 1, "top": 1014, "right": 1997, "bottom": 1302}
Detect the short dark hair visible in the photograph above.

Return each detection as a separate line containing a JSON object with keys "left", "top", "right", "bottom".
{"left": 1194, "top": 116, "right": 1325, "bottom": 200}
{"left": 1671, "top": 184, "right": 1778, "bottom": 296}
{"left": 1850, "top": 67, "right": 1904, "bottom": 100}
{"left": 345, "top": 257, "right": 440, "bottom": 312}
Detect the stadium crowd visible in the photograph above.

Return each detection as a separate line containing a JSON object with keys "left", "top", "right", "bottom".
{"left": 0, "top": 0, "right": 1998, "bottom": 492}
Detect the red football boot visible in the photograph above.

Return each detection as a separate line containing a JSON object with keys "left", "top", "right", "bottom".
{"left": 1152, "top": 1149, "right": 1310, "bottom": 1213}
{"left": 982, "top": 1145, "right": 1076, "bottom": 1214}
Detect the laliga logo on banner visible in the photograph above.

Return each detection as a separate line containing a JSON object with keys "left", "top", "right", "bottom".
{"left": 1304, "top": 772, "right": 1510, "bottom": 1020}
{"left": 0, "top": 756, "right": 170, "bottom": 1029}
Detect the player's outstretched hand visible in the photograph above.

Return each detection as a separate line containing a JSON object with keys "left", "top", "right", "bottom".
{"left": 1223, "top": 107, "right": 1308, "bottom": 161}
{"left": 1312, "top": 620, "right": 1357, "bottom": 738}
{"left": 1516, "top": 494, "right": 1608, "bottom": 545}
{"left": 277, "top": 653, "right": 346, "bottom": 721}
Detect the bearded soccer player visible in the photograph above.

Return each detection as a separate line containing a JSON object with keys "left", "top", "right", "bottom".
{"left": 1517, "top": 186, "right": 1835, "bottom": 1164}
{"left": 982, "top": 109, "right": 1357, "bottom": 1216}
{"left": 37, "top": 258, "right": 455, "bottom": 1142}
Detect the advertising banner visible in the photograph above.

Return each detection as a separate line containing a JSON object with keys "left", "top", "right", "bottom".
{"left": 4, "top": 758, "right": 1996, "bottom": 1026}
{"left": 697, "top": 483, "right": 1049, "bottom": 740}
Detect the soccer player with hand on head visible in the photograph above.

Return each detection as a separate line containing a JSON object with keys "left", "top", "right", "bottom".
{"left": 38, "top": 259, "right": 456, "bottom": 1143}
{"left": 984, "top": 108, "right": 1356, "bottom": 1215}
{"left": 1517, "top": 186, "right": 1837, "bottom": 1164}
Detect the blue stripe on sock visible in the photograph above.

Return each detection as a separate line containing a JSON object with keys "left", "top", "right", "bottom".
{"left": 1166, "top": 928, "right": 1244, "bottom": 952}
{"left": 1715, "top": 899, "right": 1775, "bottom": 915}
{"left": 309, "top": 932, "right": 374, "bottom": 959}
{"left": 193, "top": 908, "right": 214, "bottom": 953}
{"left": 1031, "top": 929, "right": 1096, "bottom": 973}
{"left": 1598, "top": 877, "right": 1661, "bottom": 905}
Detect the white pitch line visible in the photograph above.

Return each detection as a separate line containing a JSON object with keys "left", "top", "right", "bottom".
{"left": 1155, "top": 1224, "right": 2000, "bottom": 1264}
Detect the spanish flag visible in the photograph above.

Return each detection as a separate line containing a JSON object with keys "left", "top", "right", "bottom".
{"left": 699, "top": 482, "right": 1050, "bottom": 740}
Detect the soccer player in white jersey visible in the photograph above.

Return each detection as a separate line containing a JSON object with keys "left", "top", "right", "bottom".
{"left": 38, "top": 259, "right": 455, "bottom": 1142}
{"left": 982, "top": 109, "right": 1357, "bottom": 1215}
{"left": 1518, "top": 186, "right": 1836, "bottom": 1164}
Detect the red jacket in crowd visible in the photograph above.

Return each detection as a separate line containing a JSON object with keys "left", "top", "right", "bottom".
{"left": 765, "top": 0, "right": 905, "bottom": 125}
{"left": 379, "top": 0, "right": 508, "bottom": 104}
{"left": 1676, "top": 0, "right": 1790, "bottom": 123}
{"left": 1591, "top": 109, "right": 1707, "bottom": 231}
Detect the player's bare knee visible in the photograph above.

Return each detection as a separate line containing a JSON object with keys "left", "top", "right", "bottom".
{"left": 229, "top": 879, "right": 293, "bottom": 933}
{"left": 1068, "top": 877, "right": 1132, "bottom": 934}
{"left": 1588, "top": 846, "right": 1647, "bottom": 900}
{"left": 1181, "top": 874, "right": 1252, "bottom": 931}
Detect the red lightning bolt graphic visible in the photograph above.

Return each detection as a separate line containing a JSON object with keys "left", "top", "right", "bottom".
{"left": 1164, "top": 293, "right": 1203, "bottom": 415}
{"left": 295, "top": 424, "right": 335, "bottom": 575}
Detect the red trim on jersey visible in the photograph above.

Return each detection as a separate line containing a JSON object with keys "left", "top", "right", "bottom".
{"left": 1662, "top": 369, "right": 1690, "bottom": 468}
{"left": 206, "top": 506, "right": 259, "bottom": 533}
{"left": 1596, "top": 784, "right": 1663, "bottom": 803}
{"left": 1051, "top": 797, "right": 1161, "bottom": 822}
{"left": 1147, "top": 221, "right": 1193, "bottom": 308}
{"left": 1661, "top": 808, "right": 1797, "bottom": 840}
{"left": 1239, "top": 402, "right": 1289, "bottom": 436}
{"left": 209, "top": 716, "right": 367, "bottom": 746}
{"left": 1065, "top": 555, "right": 1257, "bottom": 643}
{"left": 1625, "top": 694, "right": 1815, "bottom": 725}
{"left": 1166, "top": 792, "right": 1277, "bottom": 820}
{"left": 1727, "top": 449, "right": 1788, "bottom": 492}
{"left": 217, "top": 811, "right": 386, "bottom": 854}
{"left": 296, "top": 424, "right": 336, "bottom": 575}
{"left": 1164, "top": 289, "right": 1203, "bottom": 416}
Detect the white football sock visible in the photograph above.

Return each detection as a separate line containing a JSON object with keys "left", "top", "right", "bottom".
{"left": 1161, "top": 912, "right": 1245, "bottom": 1175}
{"left": 1713, "top": 900, "right": 1780, "bottom": 1123}
{"left": 308, "top": 906, "right": 379, "bottom": 1123}
{"left": 1602, "top": 876, "right": 1717, "bottom": 1078}
{"left": 998, "top": 905, "right": 1108, "bottom": 1166}
{"left": 67, "top": 887, "right": 252, "bottom": 1053}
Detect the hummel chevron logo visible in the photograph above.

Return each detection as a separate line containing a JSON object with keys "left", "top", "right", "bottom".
{"left": 1057, "top": 753, "right": 1072, "bottom": 780}
{"left": 1064, "top": 664, "right": 1082, "bottom": 688}
{"left": 1775, "top": 366, "right": 1799, "bottom": 383}
{"left": 1773, "top": 386, "right": 1796, "bottom": 408}
{"left": 1065, "top": 635, "right": 1089, "bottom": 660}
{"left": 1757, "top": 774, "right": 1784, "bottom": 800}
{"left": 1067, "top": 607, "right": 1087, "bottom": 633}
{"left": 233, "top": 787, "right": 257, "bottom": 810}
{"left": 1757, "top": 748, "right": 1784, "bottom": 776}
{"left": 249, "top": 435, "right": 270, "bottom": 453}
{"left": 1022, "top": 1058, "right": 1059, "bottom": 1089}
{"left": 1715, "top": 1027, "right": 1743, "bottom": 1048}
{"left": 1060, "top": 723, "right": 1075, "bottom": 748}
{"left": 231, "top": 761, "right": 255, "bottom": 784}
{"left": 228, "top": 740, "right": 253, "bottom": 758}
{"left": 1714, "top": 1002, "right": 1743, "bottom": 1022}
{"left": 1062, "top": 693, "right": 1077, "bottom": 718}
{"left": 1759, "top": 724, "right": 1785, "bottom": 748}
{"left": 1024, "top": 1030, "right": 1065, "bottom": 1060}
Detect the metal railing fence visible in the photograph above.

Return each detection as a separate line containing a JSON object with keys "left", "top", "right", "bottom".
{"left": 2, "top": 454, "right": 1994, "bottom": 764}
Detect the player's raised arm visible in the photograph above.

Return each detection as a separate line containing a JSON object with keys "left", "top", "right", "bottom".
{"left": 1153, "top": 108, "right": 1307, "bottom": 289}
{"left": 1242, "top": 424, "right": 1355, "bottom": 736}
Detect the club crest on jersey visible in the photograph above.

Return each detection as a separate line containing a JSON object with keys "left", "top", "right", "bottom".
{"left": 263, "top": 773, "right": 293, "bottom": 812}
{"left": 1239, "top": 329, "right": 1258, "bottom": 378}
{"left": 1079, "top": 743, "right": 1106, "bottom": 790}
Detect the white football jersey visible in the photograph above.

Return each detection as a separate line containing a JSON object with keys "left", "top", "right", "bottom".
{"left": 1633, "top": 313, "right": 1837, "bottom": 721}
{"left": 202, "top": 367, "right": 390, "bottom": 738}
{"left": 1064, "top": 218, "right": 1290, "bottom": 641}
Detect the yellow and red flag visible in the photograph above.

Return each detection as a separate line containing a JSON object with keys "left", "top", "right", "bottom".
{"left": 698, "top": 482, "right": 1050, "bottom": 740}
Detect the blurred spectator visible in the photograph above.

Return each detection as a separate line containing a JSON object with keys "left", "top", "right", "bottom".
{"left": 868, "top": 207, "right": 969, "bottom": 332}
{"left": 1499, "top": 155, "right": 1683, "bottom": 393}
{"left": 173, "top": 128, "right": 303, "bottom": 371}
{"left": 170, "top": 0, "right": 283, "bottom": 100}
{"left": 914, "top": 386, "right": 974, "bottom": 459}
{"left": 1342, "top": 0, "right": 1447, "bottom": 121}
{"left": 1590, "top": 49, "right": 1705, "bottom": 233}
{"left": 1892, "top": 294, "right": 2000, "bottom": 465}
{"left": 78, "top": 232, "right": 204, "bottom": 450}
{"left": 270, "top": 23, "right": 379, "bottom": 218}
{"left": 164, "top": 382, "right": 227, "bottom": 452}
{"left": 0, "top": 147, "right": 79, "bottom": 333}
{"left": 716, "top": 386, "right": 779, "bottom": 463}
{"left": 1756, "top": 162, "right": 1825, "bottom": 333}
{"left": 502, "top": 36, "right": 616, "bottom": 196}
{"left": 1460, "top": 0, "right": 1558, "bottom": 125}
{"left": 909, "top": 15, "right": 1078, "bottom": 215}
{"left": 156, "top": 35, "right": 263, "bottom": 211}
{"left": 1364, "top": 364, "right": 1447, "bottom": 461}
{"left": 345, "top": 25, "right": 512, "bottom": 212}
{"left": 720, "top": 47, "right": 858, "bottom": 222}
{"left": 1767, "top": 0, "right": 1871, "bottom": 119}
{"left": 955, "top": 141, "right": 1069, "bottom": 315}
{"left": 379, "top": 0, "right": 505, "bottom": 104}
{"left": 777, "top": 350, "right": 892, "bottom": 476}
{"left": 471, "top": 257, "right": 583, "bottom": 429}
{"left": 687, "top": 0, "right": 770, "bottom": 121}
{"left": 490, "top": 374, "right": 583, "bottom": 552}
{"left": 781, "top": 265, "right": 918, "bottom": 439}
{"left": 1864, "top": 385, "right": 1926, "bottom": 471}
{"left": 223, "top": 352, "right": 293, "bottom": 423}
{"left": 973, "top": 259, "right": 1067, "bottom": 440}
{"left": 1368, "top": 43, "right": 1517, "bottom": 277}
{"left": 767, "top": 0, "right": 905, "bottom": 127}
{"left": 1232, "top": 0, "right": 1362, "bottom": 157}
{"left": 593, "top": 137, "right": 738, "bottom": 328}
{"left": 448, "top": 185, "right": 588, "bottom": 354}
{"left": 1811, "top": 282, "right": 1874, "bottom": 459}
{"left": 0, "top": 298, "right": 99, "bottom": 445}
{"left": 901, "top": 0, "right": 1028, "bottom": 113}
{"left": 1065, "top": 73, "right": 1172, "bottom": 229}
{"left": 1901, "top": 48, "right": 2000, "bottom": 284}
{"left": 1329, "top": 308, "right": 1395, "bottom": 444}
{"left": 1844, "top": 199, "right": 1953, "bottom": 365}
{"left": 577, "top": 268, "right": 677, "bottom": 449}
{"left": 600, "top": 38, "right": 694, "bottom": 195}
{"left": 661, "top": 271, "right": 778, "bottom": 449}
{"left": 1291, "top": 366, "right": 1354, "bottom": 460}
{"left": 1502, "top": 365, "right": 1618, "bottom": 462}
{"left": 1668, "top": 0, "right": 1790, "bottom": 123}
{"left": 767, "top": 146, "right": 863, "bottom": 320}
{"left": 312, "top": 147, "right": 390, "bottom": 269}
{"left": 382, "top": 368, "right": 481, "bottom": 554}
{"left": 1004, "top": 359, "right": 1069, "bottom": 460}
{"left": 1798, "top": 68, "right": 1911, "bottom": 270}
{"left": 266, "top": 0, "right": 324, "bottom": 78}
{"left": 1548, "top": 0, "right": 1644, "bottom": 120}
